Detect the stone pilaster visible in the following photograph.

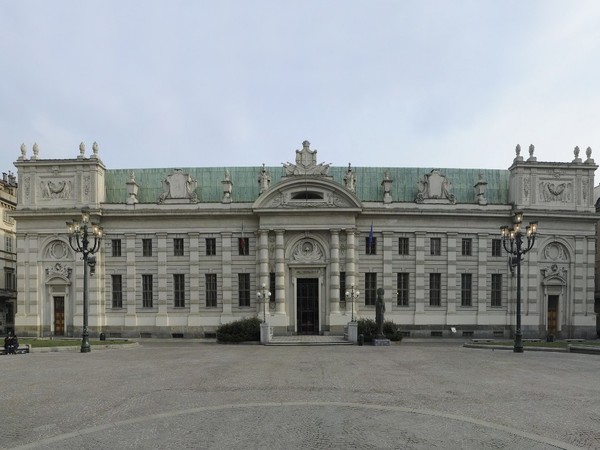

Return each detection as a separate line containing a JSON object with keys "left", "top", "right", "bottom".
{"left": 156, "top": 233, "right": 168, "bottom": 327}
{"left": 477, "top": 234, "right": 488, "bottom": 322}
{"left": 125, "top": 233, "right": 137, "bottom": 327}
{"left": 221, "top": 233, "right": 232, "bottom": 316}
{"left": 414, "top": 232, "right": 425, "bottom": 320}
{"left": 258, "top": 229, "right": 270, "bottom": 319}
{"left": 188, "top": 232, "right": 200, "bottom": 316}
{"left": 330, "top": 229, "right": 340, "bottom": 314}
{"left": 446, "top": 233, "right": 457, "bottom": 316}
{"left": 275, "top": 230, "right": 285, "bottom": 314}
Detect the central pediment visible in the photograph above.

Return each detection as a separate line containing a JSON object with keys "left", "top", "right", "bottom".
{"left": 252, "top": 176, "right": 362, "bottom": 211}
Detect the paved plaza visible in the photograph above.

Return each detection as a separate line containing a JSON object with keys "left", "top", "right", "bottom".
{"left": 1, "top": 340, "right": 599, "bottom": 449}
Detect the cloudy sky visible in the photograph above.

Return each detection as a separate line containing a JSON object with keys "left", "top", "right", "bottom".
{"left": 1, "top": 1, "right": 599, "bottom": 174}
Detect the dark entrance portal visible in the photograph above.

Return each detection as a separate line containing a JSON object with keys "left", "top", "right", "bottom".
{"left": 54, "top": 296, "right": 65, "bottom": 336}
{"left": 548, "top": 295, "right": 559, "bottom": 337}
{"left": 297, "top": 278, "right": 319, "bottom": 334}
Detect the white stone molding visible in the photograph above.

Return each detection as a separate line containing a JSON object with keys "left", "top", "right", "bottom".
{"left": 158, "top": 169, "right": 198, "bottom": 204}
{"left": 291, "top": 239, "right": 325, "bottom": 264}
{"left": 585, "top": 146, "right": 594, "bottom": 164}
{"left": 222, "top": 170, "right": 232, "bottom": 203}
{"left": 282, "top": 140, "right": 330, "bottom": 176}
{"left": 19, "top": 143, "right": 27, "bottom": 161}
{"left": 40, "top": 179, "right": 73, "bottom": 200}
{"left": 45, "top": 262, "right": 72, "bottom": 282}
{"left": 541, "top": 264, "right": 567, "bottom": 285}
{"left": 126, "top": 171, "right": 139, "bottom": 205}
{"left": 32, "top": 143, "right": 39, "bottom": 160}
{"left": 415, "top": 170, "right": 456, "bottom": 204}
{"left": 382, "top": 170, "right": 393, "bottom": 204}
{"left": 474, "top": 173, "right": 488, "bottom": 205}
{"left": 527, "top": 144, "right": 536, "bottom": 162}
{"left": 538, "top": 181, "right": 572, "bottom": 203}
{"left": 543, "top": 242, "right": 569, "bottom": 262}
{"left": 523, "top": 176, "right": 530, "bottom": 202}
{"left": 46, "top": 240, "right": 69, "bottom": 260}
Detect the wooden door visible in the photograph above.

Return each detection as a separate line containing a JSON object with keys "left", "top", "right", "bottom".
{"left": 547, "top": 295, "right": 558, "bottom": 336}
{"left": 54, "top": 297, "right": 65, "bottom": 336}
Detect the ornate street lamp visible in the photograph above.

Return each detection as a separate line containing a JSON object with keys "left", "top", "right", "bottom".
{"left": 500, "top": 212, "right": 538, "bottom": 353}
{"left": 256, "top": 283, "right": 271, "bottom": 322}
{"left": 345, "top": 284, "right": 360, "bottom": 322}
{"left": 67, "top": 210, "right": 103, "bottom": 353}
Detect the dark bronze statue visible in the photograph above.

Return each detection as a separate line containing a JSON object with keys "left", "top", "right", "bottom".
{"left": 375, "top": 288, "right": 385, "bottom": 339}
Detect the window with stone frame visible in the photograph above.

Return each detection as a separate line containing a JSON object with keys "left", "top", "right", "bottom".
{"left": 206, "top": 273, "right": 217, "bottom": 307}
{"left": 206, "top": 238, "right": 217, "bottom": 256}
{"left": 397, "top": 272, "right": 409, "bottom": 306}
{"left": 238, "top": 273, "right": 251, "bottom": 306}
{"left": 461, "top": 273, "right": 472, "bottom": 306}
{"left": 366, "top": 237, "right": 377, "bottom": 255}
{"left": 339, "top": 271, "right": 346, "bottom": 305}
{"left": 4, "top": 268, "right": 16, "bottom": 291}
{"left": 111, "top": 274, "right": 123, "bottom": 308}
{"left": 269, "top": 272, "right": 276, "bottom": 304}
{"left": 173, "top": 238, "right": 184, "bottom": 256}
{"left": 142, "top": 239, "right": 153, "bottom": 257}
{"left": 142, "top": 274, "right": 153, "bottom": 308}
{"left": 461, "top": 238, "right": 472, "bottom": 256}
{"left": 430, "top": 237, "right": 441, "bottom": 256}
{"left": 398, "top": 237, "right": 409, "bottom": 256}
{"left": 492, "top": 239, "right": 502, "bottom": 257}
{"left": 112, "top": 239, "right": 122, "bottom": 257}
{"left": 5, "top": 236, "right": 13, "bottom": 253}
{"left": 491, "top": 274, "right": 502, "bottom": 307}
{"left": 429, "top": 273, "right": 441, "bottom": 306}
{"left": 173, "top": 274, "right": 185, "bottom": 307}
{"left": 238, "top": 237, "right": 249, "bottom": 256}
{"left": 365, "top": 272, "right": 377, "bottom": 306}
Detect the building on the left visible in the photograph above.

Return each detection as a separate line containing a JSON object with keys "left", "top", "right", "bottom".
{"left": 0, "top": 171, "right": 17, "bottom": 335}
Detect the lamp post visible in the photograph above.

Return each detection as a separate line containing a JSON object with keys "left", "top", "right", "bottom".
{"left": 67, "top": 210, "right": 103, "bottom": 353}
{"left": 500, "top": 212, "right": 538, "bottom": 353}
{"left": 256, "top": 283, "right": 271, "bottom": 322}
{"left": 345, "top": 284, "right": 360, "bottom": 322}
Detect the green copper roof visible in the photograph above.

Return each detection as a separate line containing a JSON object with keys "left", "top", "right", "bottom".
{"left": 105, "top": 166, "right": 510, "bottom": 204}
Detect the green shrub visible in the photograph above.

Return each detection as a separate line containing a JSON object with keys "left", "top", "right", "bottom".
{"left": 216, "top": 317, "right": 261, "bottom": 343}
{"left": 357, "top": 318, "right": 403, "bottom": 342}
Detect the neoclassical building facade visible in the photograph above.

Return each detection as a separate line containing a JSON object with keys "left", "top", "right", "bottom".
{"left": 12, "top": 141, "right": 599, "bottom": 339}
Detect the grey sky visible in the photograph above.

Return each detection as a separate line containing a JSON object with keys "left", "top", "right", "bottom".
{"left": 1, "top": 1, "right": 599, "bottom": 173}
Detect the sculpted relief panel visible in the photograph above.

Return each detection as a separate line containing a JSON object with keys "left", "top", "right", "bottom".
{"left": 40, "top": 178, "right": 73, "bottom": 200}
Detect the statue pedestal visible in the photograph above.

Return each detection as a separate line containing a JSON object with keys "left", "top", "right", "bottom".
{"left": 346, "top": 321, "right": 358, "bottom": 343}
{"left": 373, "top": 338, "right": 391, "bottom": 346}
{"left": 260, "top": 323, "right": 272, "bottom": 345}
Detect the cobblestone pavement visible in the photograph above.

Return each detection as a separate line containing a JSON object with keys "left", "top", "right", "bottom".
{"left": 1, "top": 341, "right": 599, "bottom": 449}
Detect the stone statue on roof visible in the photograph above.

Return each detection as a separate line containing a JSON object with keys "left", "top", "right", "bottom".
{"left": 283, "top": 140, "right": 330, "bottom": 176}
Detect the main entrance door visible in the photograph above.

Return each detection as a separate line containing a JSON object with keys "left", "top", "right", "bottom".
{"left": 297, "top": 278, "right": 319, "bottom": 334}
{"left": 548, "top": 295, "right": 558, "bottom": 336}
{"left": 54, "top": 296, "right": 65, "bottom": 336}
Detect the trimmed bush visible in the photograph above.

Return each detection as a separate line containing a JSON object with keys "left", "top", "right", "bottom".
{"left": 357, "top": 318, "right": 403, "bottom": 342}
{"left": 216, "top": 317, "right": 261, "bottom": 343}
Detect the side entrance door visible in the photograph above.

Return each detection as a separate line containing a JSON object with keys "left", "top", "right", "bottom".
{"left": 547, "top": 295, "right": 559, "bottom": 337}
{"left": 297, "top": 278, "right": 319, "bottom": 334}
{"left": 54, "top": 296, "right": 65, "bottom": 336}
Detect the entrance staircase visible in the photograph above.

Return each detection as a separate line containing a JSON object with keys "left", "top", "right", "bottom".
{"left": 267, "top": 335, "right": 353, "bottom": 346}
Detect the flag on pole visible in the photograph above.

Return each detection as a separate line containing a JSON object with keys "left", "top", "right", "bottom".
{"left": 239, "top": 221, "right": 246, "bottom": 253}
{"left": 368, "top": 222, "right": 374, "bottom": 248}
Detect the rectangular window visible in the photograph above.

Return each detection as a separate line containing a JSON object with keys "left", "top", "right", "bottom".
{"left": 461, "top": 273, "right": 472, "bottom": 307}
{"left": 340, "top": 271, "right": 346, "bottom": 304}
{"left": 174, "top": 238, "right": 184, "bottom": 256}
{"left": 142, "top": 274, "right": 153, "bottom": 308}
{"left": 4, "top": 268, "right": 16, "bottom": 291}
{"left": 206, "top": 273, "right": 217, "bottom": 308}
{"left": 111, "top": 274, "right": 123, "bottom": 308}
{"left": 366, "top": 236, "right": 377, "bottom": 255}
{"left": 174, "top": 274, "right": 185, "bottom": 307}
{"left": 397, "top": 272, "right": 409, "bottom": 306}
{"left": 142, "top": 239, "right": 153, "bottom": 257}
{"left": 239, "top": 237, "right": 249, "bottom": 256}
{"left": 429, "top": 273, "right": 441, "bottom": 306}
{"left": 398, "top": 237, "right": 409, "bottom": 255}
{"left": 269, "top": 272, "right": 276, "bottom": 304}
{"left": 491, "top": 274, "right": 502, "bottom": 307}
{"left": 492, "top": 239, "right": 502, "bottom": 257}
{"left": 461, "top": 238, "right": 472, "bottom": 256}
{"left": 206, "top": 238, "right": 216, "bottom": 256}
{"left": 5, "top": 236, "right": 13, "bottom": 253}
{"left": 112, "top": 239, "right": 122, "bottom": 257}
{"left": 238, "top": 273, "right": 250, "bottom": 307}
{"left": 430, "top": 238, "right": 441, "bottom": 256}
{"left": 365, "top": 272, "right": 377, "bottom": 306}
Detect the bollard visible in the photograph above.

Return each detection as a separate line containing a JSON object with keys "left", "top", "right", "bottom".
{"left": 99, "top": 332, "right": 106, "bottom": 341}
{"left": 358, "top": 334, "right": 364, "bottom": 346}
